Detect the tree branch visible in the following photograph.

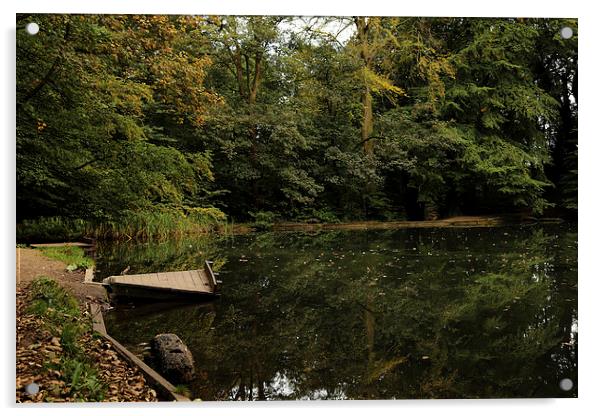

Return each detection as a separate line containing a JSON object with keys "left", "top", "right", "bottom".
{"left": 18, "top": 20, "right": 71, "bottom": 106}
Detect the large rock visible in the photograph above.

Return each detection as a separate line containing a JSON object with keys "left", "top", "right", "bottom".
{"left": 151, "top": 333, "right": 195, "bottom": 384}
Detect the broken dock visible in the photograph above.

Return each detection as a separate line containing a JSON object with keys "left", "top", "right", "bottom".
{"left": 102, "top": 260, "right": 221, "bottom": 301}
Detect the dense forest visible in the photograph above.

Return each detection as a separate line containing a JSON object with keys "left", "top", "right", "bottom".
{"left": 16, "top": 15, "right": 577, "bottom": 238}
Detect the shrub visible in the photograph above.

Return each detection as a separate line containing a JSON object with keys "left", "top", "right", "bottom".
{"left": 58, "top": 357, "right": 105, "bottom": 401}
{"left": 16, "top": 217, "right": 88, "bottom": 243}
{"left": 250, "top": 211, "right": 278, "bottom": 231}
{"left": 27, "top": 277, "right": 80, "bottom": 318}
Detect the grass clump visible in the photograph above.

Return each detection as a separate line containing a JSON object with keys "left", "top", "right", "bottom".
{"left": 294, "top": 208, "right": 341, "bottom": 224}
{"left": 173, "top": 384, "right": 191, "bottom": 397}
{"left": 37, "top": 246, "right": 94, "bottom": 271}
{"left": 58, "top": 357, "right": 105, "bottom": 401}
{"left": 92, "top": 207, "right": 227, "bottom": 240}
{"left": 249, "top": 211, "right": 278, "bottom": 231}
{"left": 27, "top": 277, "right": 81, "bottom": 317}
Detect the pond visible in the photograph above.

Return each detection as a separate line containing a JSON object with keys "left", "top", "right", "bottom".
{"left": 99, "top": 224, "right": 577, "bottom": 400}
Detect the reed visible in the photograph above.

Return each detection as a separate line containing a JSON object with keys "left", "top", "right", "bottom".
{"left": 17, "top": 207, "right": 228, "bottom": 242}
{"left": 91, "top": 207, "right": 226, "bottom": 240}
{"left": 16, "top": 217, "right": 88, "bottom": 243}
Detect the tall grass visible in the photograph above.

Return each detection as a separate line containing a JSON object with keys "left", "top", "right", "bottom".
{"left": 92, "top": 207, "right": 227, "bottom": 240}
{"left": 17, "top": 217, "right": 89, "bottom": 243}
{"left": 17, "top": 207, "right": 228, "bottom": 242}
{"left": 38, "top": 246, "right": 94, "bottom": 271}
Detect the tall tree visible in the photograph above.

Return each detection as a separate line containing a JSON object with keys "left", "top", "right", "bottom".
{"left": 17, "top": 14, "right": 219, "bottom": 222}
{"left": 350, "top": 17, "right": 404, "bottom": 156}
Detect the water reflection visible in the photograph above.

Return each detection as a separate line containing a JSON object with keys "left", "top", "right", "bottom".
{"left": 101, "top": 224, "right": 577, "bottom": 399}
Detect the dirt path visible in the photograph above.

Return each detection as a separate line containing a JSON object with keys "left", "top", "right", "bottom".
{"left": 16, "top": 247, "right": 105, "bottom": 302}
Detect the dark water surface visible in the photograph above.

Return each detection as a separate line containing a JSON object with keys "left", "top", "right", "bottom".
{"left": 99, "top": 224, "right": 577, "bottom": 400}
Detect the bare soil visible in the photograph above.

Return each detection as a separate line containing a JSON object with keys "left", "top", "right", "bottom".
{"left": 16, "top": 248, "right": 105, "bottom": 302}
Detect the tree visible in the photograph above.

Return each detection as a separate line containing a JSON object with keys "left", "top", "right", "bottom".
{"left": 17, "top": 14, "right": 220, "bottom": 226}
{"left": 17, "top": 15, "right": 578, "bottom": 231}
{"left": 530, "top": 18, "right": 578, "bottom": 212}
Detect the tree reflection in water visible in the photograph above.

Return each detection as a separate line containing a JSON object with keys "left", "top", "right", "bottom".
{"left": 102, "top": 224, "right": 577, "bottom": 399}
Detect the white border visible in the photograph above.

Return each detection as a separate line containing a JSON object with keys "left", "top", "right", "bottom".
{"left": 3, "top": 1, "right": 599, "bottom": 416}
{"left": 8, "top": 0, "right": 584, "bottom": 17}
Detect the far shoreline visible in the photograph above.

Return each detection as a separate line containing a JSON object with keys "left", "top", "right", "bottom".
{"left": 236, "top": 214, "right": 567, "bottom": 234}
{"left": 17, "top": 214, "right": 571, "bottom": 244}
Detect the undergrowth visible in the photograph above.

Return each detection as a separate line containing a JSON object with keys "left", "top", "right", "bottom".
{"left": 17, "top": 207, "right": 227, "bottom": 242}
{"left": 26, "top": 277, "right": 105, "bottom": 401}
{"left": 37, "top": 246, "right": 94, "bottom": 271}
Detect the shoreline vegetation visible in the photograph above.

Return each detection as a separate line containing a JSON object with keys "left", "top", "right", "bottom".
{"left": 17, "top": 16, "right": 577, "bottom": 246}
{"left": 16, "top": 213, "right": 568, "bottom": 243}
{"left": 16, "top": 246, "right": 190, "bottom": 402}
{"left": 16, "top": 209, "right": 229, "bottom": 242}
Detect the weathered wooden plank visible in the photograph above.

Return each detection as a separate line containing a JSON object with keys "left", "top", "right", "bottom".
{"left": 192, "top": 271, "right": 203, "bottom": 289}
{"left": 176, "top": 273, "right": 189, "bottom": 288}
{"left": 84, "top": 268, "right": 94, "bottom": 283}
{"left": 194, "top": 270, "right": 209, "bottom": 289}
{"left": 103, "top": 268, "right": 218, "bottom": 298}
{"left": 204, "top": 261, "right": 218, "bottom": 291}
{"left": 88, "top": 303, "right": 190, "bottom": 402}
{"left": 193, "top": 270, "right": 202, "bottom": 288}
{"left": 197, "top": 270, "right": 211, "bottom": 289}
{"left": 182, "top": 270, "right": 196, "bottom": 289}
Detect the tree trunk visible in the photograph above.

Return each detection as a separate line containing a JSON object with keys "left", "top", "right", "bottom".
{"left": 249, "top": 51, "right": 263, "bottom": 106}
{"left": 232, "top": 46, "right": 245, "bottom": 100}
{"left": 355, "top": 17, "right": 375, "bottom": 157}
{"left": 361, "top": 85, "right": 374, "bottom": 155}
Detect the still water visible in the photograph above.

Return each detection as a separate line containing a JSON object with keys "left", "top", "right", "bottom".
{"left": 99, "top": 224, "right": 577, "bottom": 400}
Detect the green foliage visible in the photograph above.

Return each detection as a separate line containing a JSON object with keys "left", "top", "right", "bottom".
{"left": 173, "top": 384, "right": 191, "bottom": 397}
{"left": 27, "top": 277, "right": 81, "bottom": 318}
{"left": 56, "top": 357, "right": 105, "bottom": 401}
{"left": 17, "top": 217, "right": 88, "bottom": 243}
{"left": 26, "top": 277, "right": 106, "bottom": 401}
{"left": 38, "top": 246, "right": 94, "bottom": 271}
{"left": 16, "top": 207, "right": 226, "bottom": 242}
{"left": 17, "top": 15, "right": 577, "bottom": 230}
{"left": 17, "top": 14, "right": 225, "bottom": 237}
{"left": 61, "top": 322, "right": 85, "bottom": 355}
{"left": 295, "top": 208, "right": 341, "bottom": 224}
{"left": 250, "top": 211, "right": 278, "bottom": 231}
{"left": 91, "top": 206, "right": 226, "bottom": 239}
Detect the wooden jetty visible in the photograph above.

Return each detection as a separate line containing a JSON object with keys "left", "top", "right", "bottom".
{"left": 102, "top": 260, "right": 221, "bottom": 301}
